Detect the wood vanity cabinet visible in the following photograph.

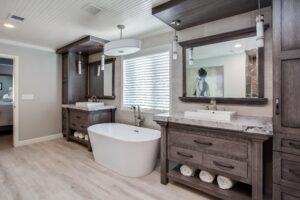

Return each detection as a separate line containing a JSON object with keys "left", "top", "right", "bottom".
{"left": 64, "top": 107, "right": 116, "bottom": 151}
{"left": 273, "top": 0, "right": 300, "bottom": 199}
{"left": 155, "top": 122, "right": 271, "bottom": 200}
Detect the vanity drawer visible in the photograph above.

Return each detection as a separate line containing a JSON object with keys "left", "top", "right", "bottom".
{"left": 273, "top": 184, "right": 300, "bottom": 200}
{"left": 274, "top": 152, "right": 300, "bottom": 190}
{"left": 203, "top": 154, "right": 248, "bottom": 179}
{"left": 168, "top": 130, "right": 248, "bottom": 159}
{"left": 275, "top": 133, "right": 300, "bottom": 156}
{"left": 70, "top": 111, "right": 89, "bottom": 124}
{"left": 70, "top": 122, "right": 88, "bottom": 133}
{"left": 169, "top": 146, "right": 203, "bottom": 166}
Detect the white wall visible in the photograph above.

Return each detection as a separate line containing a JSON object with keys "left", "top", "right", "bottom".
{"left": 187, "top": 53, "right": 246, "bottom": 97}
{"left": 0, "top": 42, "right": 62, "bottom": 141}
{"left": 90, "top": 7, "right": 273, "bottom": 130}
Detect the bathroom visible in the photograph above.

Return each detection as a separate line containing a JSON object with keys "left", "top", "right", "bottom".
{"left": 0, "top": 0, "right": 299, "bottom": 200}
{"left": 0, "top": 57, "right": 13, "bottom": 149}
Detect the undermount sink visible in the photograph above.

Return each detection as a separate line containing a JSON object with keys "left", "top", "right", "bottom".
{"left": 75, "top": 102, "right": 105, "bottom": 110}
{"left": 184, "top": 110, "right": 237, "bottom": 122}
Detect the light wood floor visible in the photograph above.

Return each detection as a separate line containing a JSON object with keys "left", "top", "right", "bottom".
{"left": 0, "top": 133, "right": 13, "bottom": 150}
{"left": 0, "top": 138, "right": 217, "bottom": 200}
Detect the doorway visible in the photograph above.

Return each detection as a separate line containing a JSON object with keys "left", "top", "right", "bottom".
{"left": 0, "top": 54, "right": 19, "bottom": 149}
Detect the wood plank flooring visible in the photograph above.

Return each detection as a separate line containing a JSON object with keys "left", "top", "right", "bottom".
{"left": 0, "top": 139, "right": 217, "bottom": 200}
{"left": 0, "top": 133, "right": 13, "bottom": 150}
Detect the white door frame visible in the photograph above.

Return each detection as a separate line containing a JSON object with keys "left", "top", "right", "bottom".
{"left": 0, "top": 53, "right": 19, "bottom": 147}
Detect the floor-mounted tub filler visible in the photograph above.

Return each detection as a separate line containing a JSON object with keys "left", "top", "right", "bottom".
{"left": 88, "top": 123, "right": 161, "bottom": 177}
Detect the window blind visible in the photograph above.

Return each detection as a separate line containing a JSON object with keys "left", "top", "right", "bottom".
{"left": 123, "top": 51, "right": 170, "bottom": 111}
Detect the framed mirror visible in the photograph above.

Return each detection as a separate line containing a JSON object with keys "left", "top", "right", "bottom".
{"left": 87, "top": 58, "right": 115, "bottom": 99}
{"left": 179, "top": 26, "right": 269, "bottom": 105}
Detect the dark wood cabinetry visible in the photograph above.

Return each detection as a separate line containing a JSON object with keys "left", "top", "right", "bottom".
{"left": 273, "top": 0, "right": 300, "bottom": 199}
{"left": 64, "top": 107, "right": 116, "bottom": 151}
{"left": 155, "top": 121, "right": 271, "bottom": 200}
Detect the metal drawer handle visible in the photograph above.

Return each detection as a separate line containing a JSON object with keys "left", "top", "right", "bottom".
{"left": 80, "top": 126, "right": 86, "bottom": 129}
{"left": 177, "top": 152, "right": 194, "bottom": 158}
{"left": 289, "top": 142, "right": 300, "bottom": 150}
{"left": 213, "top": 161, "right": 235, "bottom": 170}
{"left": 76, "top": 116, "right": 81, "bottom": 119}
{"left": 71, "top": 123, "right": 76, "bottom": 126}
{"left": 194, "top": 140, "right": 212, "bottom": 146}
{"left": 289, "top": 169, "right": 300, "bottom": 178}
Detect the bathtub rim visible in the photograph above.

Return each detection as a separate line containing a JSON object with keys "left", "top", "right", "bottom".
{"left": 88, "top": 123, "right": 161, "bottom": 143}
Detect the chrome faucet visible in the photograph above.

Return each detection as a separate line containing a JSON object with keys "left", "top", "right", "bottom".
{"left": 91, "top": 95, "right": 97, "bottom": 102}
{"left": 131, "top": 105, "right": 144, "bottom": 127}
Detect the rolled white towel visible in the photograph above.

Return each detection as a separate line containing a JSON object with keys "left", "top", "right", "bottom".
{"left": 84, "top": 134, "right": 89, "bottom": 141}
{"left": 78, "top": 133, "right": 84, "bottom": 139}
{"left": 74, "top": 132, "right": 79, "bottom": 138}
{"left": 199, "top": 170, "right": 216, "bottom": 183}
{"left": 180, "top": 165, "right": 196, "bottom": 177}
{"left": 217, "top": 175, "right": 236, "bottom": 190}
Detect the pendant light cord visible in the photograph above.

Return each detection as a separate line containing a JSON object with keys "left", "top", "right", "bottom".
{"left": 258, "top": 0, "right": 261, "bottom": 15}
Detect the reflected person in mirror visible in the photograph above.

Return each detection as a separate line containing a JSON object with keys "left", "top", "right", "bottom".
{"left": 195, "top": 68, "right": 210, "bottom": 97}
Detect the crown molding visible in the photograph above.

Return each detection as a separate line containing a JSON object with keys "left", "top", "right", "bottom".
{"left": 0, "top": 38, "right": 55, "bottom": 52}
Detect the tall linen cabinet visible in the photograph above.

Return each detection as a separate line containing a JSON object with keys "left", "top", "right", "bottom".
{"left": 273, "top": 0, "right": 300, "bottom": 199}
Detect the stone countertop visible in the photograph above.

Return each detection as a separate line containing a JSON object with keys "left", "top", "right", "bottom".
{"left": 153, "top": 112, "right": 273, "bottom": 137}
{"left": 62, "top": 104, "right": 117, "bottom": 111}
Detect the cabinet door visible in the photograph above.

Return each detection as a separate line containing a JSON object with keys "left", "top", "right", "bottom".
{"left": 273, "top": 0, "right": 300, "bottom": 135}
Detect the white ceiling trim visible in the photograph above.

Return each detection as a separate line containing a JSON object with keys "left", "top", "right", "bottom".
{"left": 0, "top": 38, "right": 55, "bottom": 52}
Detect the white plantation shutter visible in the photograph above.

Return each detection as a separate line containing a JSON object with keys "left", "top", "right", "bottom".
{"left": 123, "top": 52, "right": 170, "bottom": 111}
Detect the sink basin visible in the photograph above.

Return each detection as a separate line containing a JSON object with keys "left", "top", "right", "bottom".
{"left": 184, "top": 110, "right": 237, "bottom": 122}
{"left": 75, "top": 102, "right": 104, "bottom": 110}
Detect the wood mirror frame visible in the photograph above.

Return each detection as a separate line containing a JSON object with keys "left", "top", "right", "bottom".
{"left": 87, "top": 58, "right": 116, "bottom": 100}
{"left": 179, "top": 25, "right": 269, "bottom": 105}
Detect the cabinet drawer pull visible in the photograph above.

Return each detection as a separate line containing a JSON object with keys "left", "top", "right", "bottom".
{"left": 194, "top": 140, "right": 212, "bottom": 146}
{"left": 289, "top": 169, "right": 300, "bottom": 178}
{"left": 76, "top": 116, "right": 81, "bottom": 119}
{"left": 80, "top": 126, "right": 87, "bottom": 129}
{"left": 71, "top": 123, "right": 76, "bottom": 126}
{"left": 213, "top": 161, "right": 234, "bottom": 170}
{"left": 289, "top": 142, "right": 300, "bottom": 149}
{"left": 177, "top": 152, "right": 194, "bottom": 158}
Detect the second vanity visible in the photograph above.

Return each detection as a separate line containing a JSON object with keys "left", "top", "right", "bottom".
{"left": 62, "top": 104, "right": 116, "bottom": 151}
{"left": 154, "top": 112, "right": 272, "bottom": 200}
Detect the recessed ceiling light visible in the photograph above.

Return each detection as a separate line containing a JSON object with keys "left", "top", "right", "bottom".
{"left": 3, "top": 23, "right": 15, "bottom": 28}
{"left": 234, "top": 43, "right": 242, "bottom": 48}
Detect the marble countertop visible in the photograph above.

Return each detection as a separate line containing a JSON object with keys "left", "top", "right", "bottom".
{"left": 62, "top": 104, "right": 116, "bottom": 111}
{"left": 153, "top": 112, "right": 273, "bottom": 137}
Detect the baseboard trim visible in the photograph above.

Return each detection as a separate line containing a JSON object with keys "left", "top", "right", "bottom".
{"left": 15, "top": 133, "right": 63, "bottom": 147}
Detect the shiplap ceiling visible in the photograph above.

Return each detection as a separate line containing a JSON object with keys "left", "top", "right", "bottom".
{"left": 0, "top": 0, "right": 171, "bottom": 49}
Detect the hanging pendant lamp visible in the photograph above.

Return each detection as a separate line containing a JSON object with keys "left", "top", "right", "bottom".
{"left": 256, "top": 0, "right": 264, "bottom": 48}
{"left": 78, "top": 52, "right": 82, "bottom": 75}
{"left": 171, "top": 20, "right": 181, "bottom": 60}
{"left": 104, "top": 25, "right": 141, "bottom": 56}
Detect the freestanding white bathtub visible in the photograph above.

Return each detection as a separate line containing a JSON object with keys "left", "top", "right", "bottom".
{"left": 88, "top": 123, "right": 161, "bottom": 177}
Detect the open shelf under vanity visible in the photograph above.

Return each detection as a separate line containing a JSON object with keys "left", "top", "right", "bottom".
{"left": 169, "top": 165, "right": 252, "bottom": 200}
{"left": 68, "top": 131, "right": 90, "bottom": 147}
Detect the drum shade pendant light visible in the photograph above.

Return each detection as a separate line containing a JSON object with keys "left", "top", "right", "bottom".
{"left": 256, "top": 0, "right": 264, "bottom": 48}
{"left": 104, "top": 25, "right": 141, "bottom": 56}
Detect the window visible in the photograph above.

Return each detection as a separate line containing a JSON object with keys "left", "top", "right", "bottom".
{"left": 123, "top": 52, "right": 170, "bottom": 111}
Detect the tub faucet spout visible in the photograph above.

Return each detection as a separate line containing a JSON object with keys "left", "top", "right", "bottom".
{"left": 137, "top": 105, "right": 144, "bottom": 127}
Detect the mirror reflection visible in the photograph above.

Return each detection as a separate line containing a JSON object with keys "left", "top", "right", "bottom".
{"left": 88, "top": 59, "right": 114, "bottom": 98}
{"left": 186, "top": 36, "right": 259, "bottom": 98}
